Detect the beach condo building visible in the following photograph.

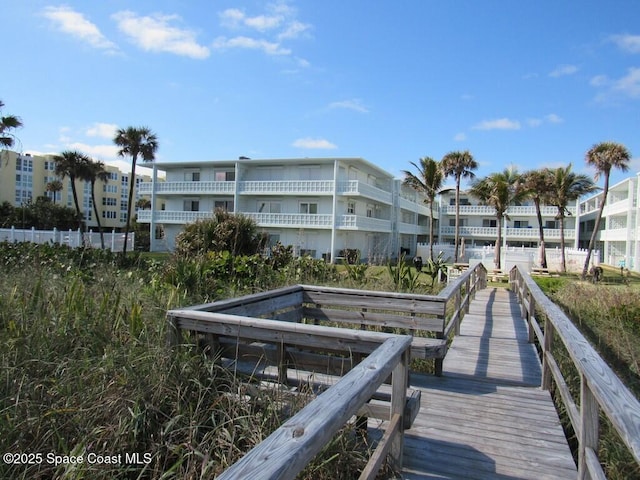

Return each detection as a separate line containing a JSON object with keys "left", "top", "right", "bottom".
{"left": 137, "top": 157, "right": 432, "bottom": 262}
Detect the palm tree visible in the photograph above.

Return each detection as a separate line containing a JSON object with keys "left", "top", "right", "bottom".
{"left": 442, "top": 150, "right": 478, "bottom": 262}
{"left": 469, "top": 167, "right": 525, "bottom": 270}
{"left": 85, "top": 159, "right": 110, "bottom": 249}
{"left": 521, "top": 169, "right": 555, "bottom": 269}
{"left": 113, "top": 126, "right": 158, "bottom": 256}
{"left": 402, "top": 157, "right": 444, "bottom": 260}
{"left": 581, "top": 142, "right": 631, "bottom": 279}
{"left": 547, "top": 165, "right": 598, "bottom": 273}
{"left": 54, "top": 150, "right": 91, "bottom": 230}
{"left": 45, "top": 179, "right": 63, "bottom": 205}
{"left": 136, "top": 198, "right": 151, "bottom": 210}
{"left": 0, "top": 100, "right": 23, "bottom": 149}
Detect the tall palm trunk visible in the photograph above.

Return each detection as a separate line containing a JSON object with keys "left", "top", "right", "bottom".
{"left": 69, "top": 178, "right": 83, "bottom": 231}
{"left": 582, "top": 173, "right": 609, "bottom": 279}
{"left": 429, "top": 198, "right": 435, "bottom": 261}
{"left": 123, "top": 155, "right": 138, "bottom": 256}
{"left": 454, "top": 177, "right": 461, "bottom": 263}
{"left": 495, "top": 214, "right": 502, "bottom": 270}
{"left": 533, "top": 197, "right": 547, "bottom": 268}
{"left": 558, "top": 211, "right": 567, "bottom": 273}
{"left": 90, "top": 180, "right": 105, "bottom": 249}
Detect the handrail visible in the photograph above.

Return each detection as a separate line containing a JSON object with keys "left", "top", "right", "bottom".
{"left": 216, "top": 335, "right": 412, "bottom": 480}
{"left": 440, "top": 263, "right": 487, "bottom": 338}
{"left": 510, "top": 265, "right": 640, "bottom": 479}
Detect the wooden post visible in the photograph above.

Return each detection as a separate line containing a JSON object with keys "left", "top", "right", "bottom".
{"left": 527, "top": 289, "right": 535, "bottom": 344}
{"left": 464, "top": 276, "right": 471, "bottom": 314}
{"left": 204, "top": 332, "right": 221, "bottom": 359}
{"left": 166, "top": 314, "right": 182, "bottom": 347}
{"left": 578, "top": 377, "right": 599, "bottom": 480}
{"left": 454, "top": 288, "right": 461, "bottom": 336}
{"left": 541, "top": 316, "right": 554, "bottom": 390}
{"left": 389, "top": 347, "right": 408, "bottom": 473}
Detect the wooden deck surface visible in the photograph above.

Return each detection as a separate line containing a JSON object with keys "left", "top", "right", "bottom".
{"left": 396, "top": 287, "right": 577, "bottom": 479}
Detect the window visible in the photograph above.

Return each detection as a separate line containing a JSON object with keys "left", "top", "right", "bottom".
{"left": 451, "top": 219, "right": 467, "bottom": 227}
{"left": 366, "top": 204, "right": 374, "bottom": 218}
{"left": 44, "top": 160, "right": 56, "bottom": 171}
{"left": 102, "top": 197, "right": 117, "bottom": 206}
{"left": 183, "top": 200, "right": 199, "bottom": 211}
{"left": 300, "top": 202, "right": 318, "bottom": 214}
{"left": 120, "top": 201, "right": 128, "bottom": 210}
{"left": 103, "top": 184, "right": 118, "bottom": 193}
{"left": 108, "top": 172, "right": 118, "bottom": 181}
{"left": 545, "top": 220, "right": 558, "bottom": 229}
{"left": 102, "top": 211, "right": 117, "bottom": 219}
{"left": 514, "top": 220, "right": 529, "bottom": 228}
{"left": 347, "top": 201, "right": 356, "bottom": 214}
{"left": 258, "top": 201, "right": 281, "bottom": 213}
{"left": 482, "top": 219, "right": 497, "bottom": 228}
{"left": 184, "top": 169, "right": 200, "bottom": 181}
{"left": 215, "top": 200, "right": 234, "bottom": 211}
{"left": 215, "top": 170, "right": 235, "bottom": 181}
{"left": 267, "top": 233, "right": 280, "bottom": 248}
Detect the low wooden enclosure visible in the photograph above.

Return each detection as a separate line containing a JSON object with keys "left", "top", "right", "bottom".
{"left": 510, "top": 266, "right": 640, "bottom": 479}
{"left": 166, "top": 263, "right": 487, "bottom": 479}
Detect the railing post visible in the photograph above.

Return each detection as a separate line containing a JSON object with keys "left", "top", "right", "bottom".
{"left": 541, "top": 317, "right": 554, "bottom": 390}
{"left": 578, "top": 377, "right": 599, "bottom": 480}
{"left": 166, "top": 314, "right": 182, "bottom": 347}
{"left": 527, "top": 289, "right": 535, "bottom": 344}
{"left": 389, "top": 346, "right": 408, "bottom": 473}
{"left": 464, "top": 276, "right": 471, "bottom": 314}
{"left": 454, "top": 288, "right": 462, "bottom": 336}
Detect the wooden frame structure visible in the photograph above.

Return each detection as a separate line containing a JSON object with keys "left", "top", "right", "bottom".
{"left": 166, "top": 263, "right": 487, "bottom": 479}
{"left": 510, "top": 265, "right": 640, "bottom": 479}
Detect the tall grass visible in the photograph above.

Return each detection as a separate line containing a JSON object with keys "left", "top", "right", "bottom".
{"left": 0, "top": 243, "right": 376, "bottom": 479}
{"left": 536, "top": 276, "right": 640, "bottom": 479}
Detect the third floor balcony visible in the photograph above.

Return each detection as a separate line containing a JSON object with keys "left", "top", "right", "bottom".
{"left": 442, "top": 205, "right": 575, "bottom": 217}
{"left": 439, "top": 225, "right": 575, "bottom": 240}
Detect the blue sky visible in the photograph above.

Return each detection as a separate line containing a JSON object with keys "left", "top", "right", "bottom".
{"left": 2, "top": 1, "right": 639, "bottom": 189}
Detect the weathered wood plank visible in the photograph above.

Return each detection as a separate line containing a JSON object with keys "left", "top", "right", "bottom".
{"left": 302, "top": 305, "right": 444, "bottom": 332}
{"left": 217, "top": 336, "right": 412, "bottom": 480}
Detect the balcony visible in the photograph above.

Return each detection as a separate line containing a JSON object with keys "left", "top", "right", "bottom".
{"left": 336, "top": 215, "right": 392, "bottom": 232}
{"left": 439, "top": 226, "right": 575, "bottom": 240}
{"left": 243, "top": 212, "right": 333, "bottom": 229}
{"left": 138, "top": 181, "right": 235, "bottom": 195}
{"left": 336, "top": 181, "right": 393, "bottom": 205}
{"left": 599, "top": 228, "right": 634, "bottom": 241}
{"left": 398, "top": 222, "right": 430, "bottom": 235}
{"left": 237, "top": 180, "right": 334, "bottom": 195}
{"left": 399, "top": 196, "right": 431, "bottom": 215}
{"left": 442, "top": 205, "right": 574, "bottom": 217}
{"left": 137, "top": 210, "right": 215, "bottom": 224}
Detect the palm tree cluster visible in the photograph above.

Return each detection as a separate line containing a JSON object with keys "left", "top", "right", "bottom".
{"left": 403, "top": 141, "right": 630, "bottom": 275}
{"left": 1, "top": 100, "right": 23, "bottom": 153}
{"left": 54, "top": 151, "right": 110, "bottom": 248}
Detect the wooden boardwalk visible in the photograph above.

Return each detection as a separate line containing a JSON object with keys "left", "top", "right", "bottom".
{"left": 399, "top": 287, "right": 577, "bottom": 479}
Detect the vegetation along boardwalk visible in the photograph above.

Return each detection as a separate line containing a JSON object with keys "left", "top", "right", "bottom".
{"left": 398, "top": 287, "right": 578, "bottom": 479}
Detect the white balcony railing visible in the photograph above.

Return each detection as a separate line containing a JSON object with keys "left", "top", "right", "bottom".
{"left": 599, "top": 228, "right": 634, "bottom": 241}
{"left": 439, "top": 226, "right": 575, "bottom": 240}
{"left": 442, "top": 205, "right": 575, "bottom": 217}
{"left": 398, "top": 222, "right": 430, "bottom": 235}
{"left": 138, "top": 181, "right": 235, "bottom": 195}
{"left": 336, "top": 181, "right": 393, "bottom": 205}
{"left": 243, "top": 212, "right": 333, "bottom": 228}
{"left": 337, "top": 215, "right": 392, "bottom": 232}
{"left": 137, "top": 210, "right": 214, "bottom": 224}
{"left": 237, "top": 180, "right": 334, "bottom": 194}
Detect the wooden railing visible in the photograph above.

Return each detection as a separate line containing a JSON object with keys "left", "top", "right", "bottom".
{"left": 510, "top": 265, "right": 640, "bottom": 479}
{"left": 167, "top": 309, "right": 412, "bottom": 480}
{"left": 166, "top": 263, "right": 486, "bottom": 479}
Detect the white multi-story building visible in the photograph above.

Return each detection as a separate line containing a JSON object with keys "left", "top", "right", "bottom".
{"left": 437, "top": 190, "right": 579, "bottom": 250}
{"left": 578, "top": 174, "right": 640, "bottom": 271}
{"left": 138, "top": 157, "right": 432, "bottom": 261}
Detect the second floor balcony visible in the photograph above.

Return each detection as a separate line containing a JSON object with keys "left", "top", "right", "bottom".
{"left": 442, "top": 205, "right": 575, "bottom": 217}
{"left": 439, "top": 225, "right": 575, "bottom": 240}
{"left": 138, "top": 181, "right": 235, "bottom": 195}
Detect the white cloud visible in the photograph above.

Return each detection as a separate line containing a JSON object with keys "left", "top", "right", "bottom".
{"left": 66, "top": 142, "right": 120, "bottom": 161}
{"left": 612, "top": 67, "right": 640, "bottom": 98}
{"left": 549, "top": 64, "right": 578, "bottom": 77}
{"left": 42, "top": 6, "right": 118, "bottom": 53}
{"left": 545, "top": 113, "right": 563, "bottom": 123}
{"left": 453, "top": 133, "right": 466, "bottom": 142}
{"left": 112, "top": 11, "right": 209, "bottom": 59}
{"left": 328, "top": 99, "right": 369, "bottom": 113}
{"left": 610, "top": 34, "right": 640, "bottom": 54}
{"left": 212, "top": 36, "right": 290, "bottom": 55}
{"left": 86, "top": 123, "right": 118, "bottom": 139}
{"left": 472, "top": 118, "right": 521, "bottom": 130}
{"left": 278, "top": 20, "right": 311, "bottom": 40}
{"left": 590, "top": 75, "right": 609, "bottom": 87}
{"left": 592, "top": 68, "right": 640, "bottom": 101}
{"left": 292, "top": 137, "right": 337, "bottom": 149}
{"left": 526, "top": 118, "right": 543, "bottom": 127}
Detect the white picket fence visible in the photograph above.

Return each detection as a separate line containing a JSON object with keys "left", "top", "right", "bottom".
{"left": 417, "top": 243, "right": 600, "bottom": 274}
{"left": 0, "top": 227, "right": 134, "bottom": 252}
